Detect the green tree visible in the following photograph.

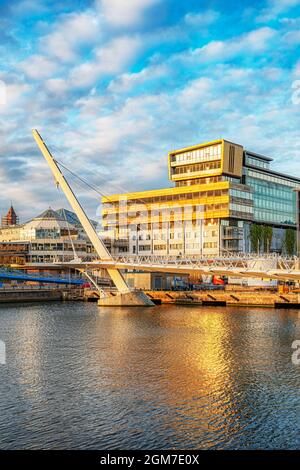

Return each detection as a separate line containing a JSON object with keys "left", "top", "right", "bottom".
{"left": 284, "top": 228, "right": 296, "bottom": 256}
{"left": 262, "top": 226, "right": 273, "bottom": 253}
{"left": 250, "top": 224, "right": 263, "bottom": 253}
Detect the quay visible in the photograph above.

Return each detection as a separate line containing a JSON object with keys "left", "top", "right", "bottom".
{"left": 0, "top": 286, "right": 84, "bottom": 303}
{"left": 1, "top": 284, "right": 300, "bottom": 309}
{"left": 145, "top": 289, "right": 300, "bottom": 308}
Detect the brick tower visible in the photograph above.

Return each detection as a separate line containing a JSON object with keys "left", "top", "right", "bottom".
{"left": 1, "top": 205, "right": 19, "bottom": 226}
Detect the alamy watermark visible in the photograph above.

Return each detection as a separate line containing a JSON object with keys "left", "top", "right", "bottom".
{"left": 291, "top": 340, "right": 300, "bottom": 365}
{"left": 0, "top": 340, "right": 6, "bottom": 365}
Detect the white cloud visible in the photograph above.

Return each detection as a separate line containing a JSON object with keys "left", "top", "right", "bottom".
{"left": 19, "top": 55, "right": 58, "bottom": 79}
{"left": 0, "top": 82, "right": 29, "bottom": 114}
{"left": 45, "top": 78, "right": 69, "bottom": 95}
{"left": 41, "top": 12, "right": 101, "bottom": 62}
{"left": 257, "top": 0, "right": 300, "bottom": 22}
{"left": 184, "top": 10, "right": 220, "bottom": 27}
{"left": 69, "top": 36, "right": 142, "bottom": 87}
{"left": 283, "top": 29, "right": 300, "bottom": 44}
{"left": 98, "top": 0, "right": 160, "bottom": 27}
{"left": 242, "top": 27, "right": 276, "bottom": 51}
{"left": 184, "top": 27, "right": 277, "bottom": 63}
{"left": 1, "top": 0, "right": 300, "bottom": 220}
{"left": 177, "top": 77, "right": 212, "bottom": 107}
{"left": 12, "top": 0, "right": 50, "bottom": 16}
{"left": 108, "top": 63, "right": 168, "bottom": 93}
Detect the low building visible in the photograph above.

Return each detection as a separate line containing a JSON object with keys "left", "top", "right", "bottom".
{"left": 123, "top": 272, "right": 190, "bottom": 290}
{"left": 0, "top": 208, "right": 97, "bottom": 265}
{"left": 101, "top": 139, "right": 300, "bottom": 257}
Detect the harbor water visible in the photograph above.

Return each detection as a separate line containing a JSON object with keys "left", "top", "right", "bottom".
{"left": 0, "top": 302, "right": 299, "bottom": 449}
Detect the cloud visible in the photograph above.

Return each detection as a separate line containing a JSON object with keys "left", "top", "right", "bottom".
{"left": 293, "top": 60, "right": 300, "bottom": 76}
{"left": 1, "top": 0, "right": 300, "bottom": 221}
{"left": 98, "top": 0, "right": 161, "bottom": 27}
{"left": 192, "top": 27, "right": 277, "bottom": 63}
{"left": 19, "top": 55, "right": 58, "bottom": 79}
{"left": 184, "top": 10, "right": 220, "bottom": 27}
{"left": 0, "top": 80, "right": 29, "bottom": 113}
{"left": 45, "top": 78, "right": 69, "bottom": 95}
{"left": 177, "top": 77, "right": 212, "bottom": 107}
{"left": 257, "top": 0, "right": 300, "bottom": 22}
{"left": 69, "top": 36, "right": 142, "bottom": 88}
{"left": 41, "top": 12, "right": 101, "bottom": 62}
{"left": 283, "top": 29, "right": 300, "bottom": 44}
{"left": 108, "top": 63, "right": 168, "bottom": 93}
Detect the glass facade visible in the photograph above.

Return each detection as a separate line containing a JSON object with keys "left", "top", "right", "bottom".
{"left": 244, "top": 169, "right": 297, "bottom": 225}
{"left": 170, "top": 143, "right": 222, "bottom": 165}
{"left": 172, "top": 160, "right": 221, "bottom": 176}
{"left": 245, "top": 155, "right": 270, "bottom": 170}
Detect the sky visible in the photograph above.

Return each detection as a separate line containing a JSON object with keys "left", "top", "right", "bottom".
{"left": 0, "top": 0, "right": 300, "bottom": 222}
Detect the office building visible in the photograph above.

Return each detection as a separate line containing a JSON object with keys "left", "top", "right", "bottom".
{"left": 101, "top": 139, "right": 299, "bottom": 257}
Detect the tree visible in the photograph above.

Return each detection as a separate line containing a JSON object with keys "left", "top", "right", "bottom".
{"left": 250, "top": 224, "right": 262, "bottom": 253}
{"left": 262, "top": 226, "right": 273, "bottom": 253}
{"left": 284, "top": 228, "right": 296, "bottom": 256}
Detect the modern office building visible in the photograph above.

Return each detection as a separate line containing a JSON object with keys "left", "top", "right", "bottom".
{"left": 101, "top": 139, "right": 300, "bottom": 257}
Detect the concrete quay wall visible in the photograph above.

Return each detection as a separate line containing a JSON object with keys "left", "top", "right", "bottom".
{"left": 145, "top": 290, "right": 300, "bottom": 308}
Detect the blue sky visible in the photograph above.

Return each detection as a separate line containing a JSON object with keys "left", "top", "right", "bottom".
{"left": 0, "top": 0, "right": 300, "bottom": 220}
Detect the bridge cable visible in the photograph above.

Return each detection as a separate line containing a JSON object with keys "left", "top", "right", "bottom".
{"left": 49, "top": 144, "right": 154, "bottom": 207}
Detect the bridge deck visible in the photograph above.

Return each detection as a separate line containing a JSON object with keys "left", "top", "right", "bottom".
{"left": 22, "top": 254, "right": 300, "bottom": 282}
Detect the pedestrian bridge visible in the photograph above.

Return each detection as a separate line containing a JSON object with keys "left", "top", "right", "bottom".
{"left": 31, "top": 129, "right": 300, "bottom": 305}
{"left": 26, "top": 253, "right": 300, "bottom": 283}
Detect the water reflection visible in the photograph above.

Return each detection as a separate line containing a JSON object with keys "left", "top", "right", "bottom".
{"left": 0, "top": 303, "right": 299, "bottom": 449}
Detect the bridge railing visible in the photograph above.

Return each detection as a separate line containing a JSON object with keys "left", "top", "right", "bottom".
{"left": 112, "top": 253, "right": 298, "bottom": 264}
{"left": 108, "top": 253, "right": 299, "bottom": 273}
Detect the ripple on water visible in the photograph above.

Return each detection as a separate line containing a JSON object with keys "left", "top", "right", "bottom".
{"left": 0, "top": 302, "right": 299, "bottom": 449}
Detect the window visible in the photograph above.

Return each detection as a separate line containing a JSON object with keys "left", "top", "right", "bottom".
{"left": 139, "top": 245, "right": 151, "bottom": 251}
{"left": 228, "top": 145, "right": 235, "bottom": 173}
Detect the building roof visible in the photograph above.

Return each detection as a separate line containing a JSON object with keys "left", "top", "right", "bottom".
{"left": 24, "top": 207, "right": 76, "bottom": 231}
{"left": 245, "top": 150, "right": 273, "bottom": 162}
{"left": 56, "top": 208, "right": 79, "bottom": 225}
{"left": 168, "top": 138, "right": 243, "bottom": 156}
{"left": 1, "top": 204, "right": 19, "bottom": 227}
{"left": 6, "top": 205, "right": 18, "bottom": 218}
{"left": 56, "top": 208, "right": 98, "bottom": 229}
{"left": 35, "top": 208, "right": 64, "bottom": 221}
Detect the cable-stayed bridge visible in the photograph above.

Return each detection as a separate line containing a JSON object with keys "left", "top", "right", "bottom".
{"left": 26, "top": 252, "right": 300, "bottom": 282}
{"left": 32, "top": 129, "right": 300, "bottom": 306}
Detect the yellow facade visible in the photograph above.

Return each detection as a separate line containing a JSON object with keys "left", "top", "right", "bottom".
{"left": 101, "top": 139, "right": 253, "bottom": 256}
{"left": 168, "top": 139, "right": 243, "bottom": 182}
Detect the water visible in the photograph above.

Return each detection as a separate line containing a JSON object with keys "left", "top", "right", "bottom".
{"left": 0, "top": 302, "right": 299, "bottom": 450}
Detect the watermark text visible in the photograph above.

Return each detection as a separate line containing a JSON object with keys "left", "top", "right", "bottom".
{"left": 0, "top": 340, "right": 6, "bottom": 365}
{"left": 292, "top": 340, "right": 300, "bottom": 365}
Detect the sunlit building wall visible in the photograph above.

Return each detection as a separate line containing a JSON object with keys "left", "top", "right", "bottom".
{"left": 101, "top": 139, "right": 300, "bottom": 257}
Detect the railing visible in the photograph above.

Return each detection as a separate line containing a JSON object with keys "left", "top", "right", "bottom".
{"left": 108, "top": 253, "right": 299, "bottom": 273}
{"left": 112, "top": 253, "right": 297, "bottom": 263}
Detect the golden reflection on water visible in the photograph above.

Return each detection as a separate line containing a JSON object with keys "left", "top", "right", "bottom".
{"left": 96, "top": 305, "right": 300, "bottom": 447}
{"left": 4, "top": 303, "right": 299, "bottom": 449}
